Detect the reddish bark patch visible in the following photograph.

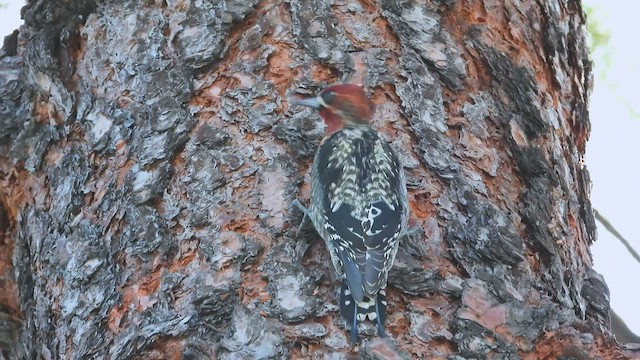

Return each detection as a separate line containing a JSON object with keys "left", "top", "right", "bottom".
{"left": 142, "top": 337, "right": 184, "bottom": 360}
{"left": 107, "top": 303, "right": 126, "bottom": 333}
{"left": 262, "top": 4, "right": 295, "bottom": 93}
{"left": 138, "top": 272, "right": 161, "bottom": 296}
{"left": 170, "top": 248, "right": 197, "bottom": 272}
{"left": 411, "top": 193, "right": 436, "bottom": 220}
{"left": 240, "top": 271, "right": 270, "bottom": 304}
{"left": 224, "top": 218, "right": 252, "bottom": 234}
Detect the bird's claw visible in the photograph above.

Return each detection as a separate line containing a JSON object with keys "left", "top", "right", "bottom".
{"left": 291, "top": 199, "right": 310, "bottom": 239}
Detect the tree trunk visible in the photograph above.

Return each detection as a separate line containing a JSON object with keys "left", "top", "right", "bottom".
{"left": 0, "top": 0, "right": 634, "bottom": 358}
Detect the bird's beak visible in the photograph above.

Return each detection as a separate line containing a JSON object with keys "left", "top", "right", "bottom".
{"left": 288, "top": 96, "right": 322, "bottom": 109}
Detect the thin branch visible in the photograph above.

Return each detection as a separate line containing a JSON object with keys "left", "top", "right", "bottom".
{"left": 594, "top": 209, "right": 640, "bottom": 264}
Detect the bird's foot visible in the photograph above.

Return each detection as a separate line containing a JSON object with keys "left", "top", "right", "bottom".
{"left": 402, "top": 226, "right": 423, "bottom": 239}
{"left": 291, "top": 199, "right": 310, "bottom": 239}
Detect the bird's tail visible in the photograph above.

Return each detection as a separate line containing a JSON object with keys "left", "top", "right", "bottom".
{"left": 339, "top": 281, "right": 387, "bottom": 342}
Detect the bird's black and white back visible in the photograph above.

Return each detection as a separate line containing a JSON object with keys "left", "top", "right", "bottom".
{"left": 308, "top": 124, "right": 409, "bottom": 340}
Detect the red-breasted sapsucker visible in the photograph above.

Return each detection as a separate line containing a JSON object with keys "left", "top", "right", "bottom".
{"left": 290, "top": 84, "right": 409, "bottom": 342}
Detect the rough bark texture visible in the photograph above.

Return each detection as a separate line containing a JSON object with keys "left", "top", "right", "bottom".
{"left": 0, "top": 0, "right": 635, "bottom": 359}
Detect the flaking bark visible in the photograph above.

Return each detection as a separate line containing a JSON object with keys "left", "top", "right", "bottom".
{"left": 0, "top": 0, "right": 633, "bottom": 358}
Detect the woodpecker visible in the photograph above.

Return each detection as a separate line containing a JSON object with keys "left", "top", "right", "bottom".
{"left": 289, "top": 84, "right": 409, "bottom": 342}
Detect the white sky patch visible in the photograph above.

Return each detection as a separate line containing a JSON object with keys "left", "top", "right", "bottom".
{"left": 0, "top": 2, "right": 24, "bottom": 38}
{"left": 584, "top": 0, "right": 640, "bottom": 334}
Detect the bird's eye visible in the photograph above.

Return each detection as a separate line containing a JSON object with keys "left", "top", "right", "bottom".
{"left": 321, "top": 91, "right": 335, "bottom": 105}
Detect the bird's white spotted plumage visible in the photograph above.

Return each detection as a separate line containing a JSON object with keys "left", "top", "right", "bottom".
{"left": 308, "top": 125, "right": 408, "bottom": 340}
{"left": 290, "top": 84, "right": 409, "bottom": 342}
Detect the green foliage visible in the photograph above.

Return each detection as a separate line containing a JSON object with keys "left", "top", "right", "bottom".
{"left": 584, "top": 5, "right": 612, "bottom": 80}
{"left": 584, "top": 4, "right": 639, "bottom": 119}
{"left": 585, "top": 6, "right": 611, "bottom": 52}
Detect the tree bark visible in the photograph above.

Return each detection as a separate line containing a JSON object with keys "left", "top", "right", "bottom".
{"left": 0, "top": 0, "right": 634, "bottom": 359}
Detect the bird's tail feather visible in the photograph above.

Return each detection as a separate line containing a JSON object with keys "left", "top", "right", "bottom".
{"left": 339, "top": 281, "right": 387, "bottom": 341}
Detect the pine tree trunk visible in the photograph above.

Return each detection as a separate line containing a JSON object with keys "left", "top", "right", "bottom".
{"left": 0, "top": 0, "right": 633, "bottom": 358}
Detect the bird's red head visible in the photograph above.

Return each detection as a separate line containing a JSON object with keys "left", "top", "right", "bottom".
{"left": 290, "top": 84, "right": 372, "bottom": 134}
